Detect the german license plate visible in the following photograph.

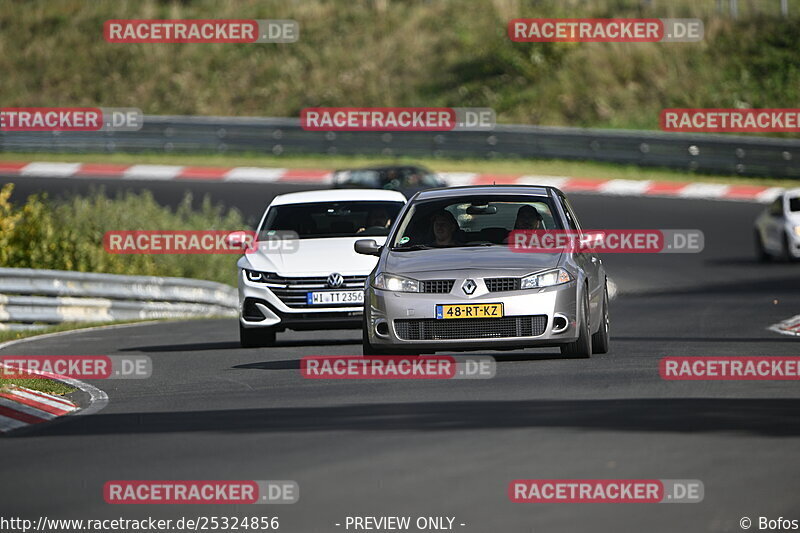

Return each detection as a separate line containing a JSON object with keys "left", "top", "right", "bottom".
{"left": 435, "top": 303, "right": 504, "bottom": 319}
{"left": 306, "top": 291, "right": 364, "bottom": 305}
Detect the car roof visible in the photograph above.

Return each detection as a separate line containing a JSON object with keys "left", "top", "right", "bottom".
{"left": 412, "top": 184, "right": 554, "bottom": 200}
{"left": 783, "top": 188, "right": 800, "bottom": 198}
{"left": 271, "top": 188, "right": 407, "bottom": 206}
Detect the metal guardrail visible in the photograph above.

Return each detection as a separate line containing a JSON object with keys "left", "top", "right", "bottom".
{"left": 2, "top": 115, "right": 800, "bottom": 179}
{"left": 0, "top": 268, "right": 237, "bottom": 330}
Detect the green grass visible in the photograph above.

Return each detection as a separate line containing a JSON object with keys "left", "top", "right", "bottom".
{"left": 1, "top": 151, "right": 795, "bottom": 188}
{"left": 0, "top": 319, "right": 152, "bottom": 345}
{"left": 0, "top": 318, "right": 213, "bottom": 395}
{"left": 0, "top": 322, "right": 144, "bottom": 395}
{"left": 2, "top": 0, "right": 800, "bottom": 133}
{"left": 0, "top": 377, "right": 76, "bottom": 396}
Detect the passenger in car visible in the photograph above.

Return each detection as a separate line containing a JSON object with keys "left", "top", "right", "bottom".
{"left": 513, "top": 204, "right": 544, "bottom": 230}
{"left": 502, "top": 205, "right": 545, "bottom": 244}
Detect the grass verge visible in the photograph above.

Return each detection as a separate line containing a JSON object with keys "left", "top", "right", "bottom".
{"left": 0, "top": 318, "right": 213, "bottom": 395}
{"left": 0, "top": 377, "right": 76, "bottom": 396}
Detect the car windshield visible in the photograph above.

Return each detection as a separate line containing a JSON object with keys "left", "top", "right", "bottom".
{"left": 259, "top": 201, "right": 404, "bottom": 239}
{"left": 390, "top": 195, "right": 562, "bottom": 249}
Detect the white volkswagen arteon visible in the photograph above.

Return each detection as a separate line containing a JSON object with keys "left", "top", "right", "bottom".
{"left": 754, "top": 188, "right": 800, "bottom": 262}
{"left": 236, "top": 189, "right": 406, "bottom": 347}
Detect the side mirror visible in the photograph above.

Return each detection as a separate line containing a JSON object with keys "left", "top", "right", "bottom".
{"left": 226, "top": 230, "right": 252, "bottom": 250}
{"left": 354, "top": 239, "right": 382, "bottom": 256}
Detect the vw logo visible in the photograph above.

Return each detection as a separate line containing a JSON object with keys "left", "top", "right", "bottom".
{"left": 462, "top": 279, "right": 477, "bottom": 295}
{"left": 327, "top": 272, "right": 344, "bottom": 288}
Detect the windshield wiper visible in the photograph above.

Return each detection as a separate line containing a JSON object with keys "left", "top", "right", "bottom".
{"left": 390, "top": 244, "right": 435, "bottom": 251}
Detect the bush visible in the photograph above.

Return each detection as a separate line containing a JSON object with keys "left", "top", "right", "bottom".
{"left": 0, "top": 184, "right": 246, "bottom": 286}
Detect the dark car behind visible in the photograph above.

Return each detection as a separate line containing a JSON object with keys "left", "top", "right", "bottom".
{"left": 332, "top": 165, "right": 446, "bottom": 197}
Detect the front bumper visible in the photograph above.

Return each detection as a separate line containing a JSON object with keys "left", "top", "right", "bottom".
{"left": 788, "top": 231, "right": 800, "bottom": 258}
{"left": 239, "top": 273, "right": 363, "bottom": 331}
{"left": 365, "top": 280, "right": 579, "bottom": 351}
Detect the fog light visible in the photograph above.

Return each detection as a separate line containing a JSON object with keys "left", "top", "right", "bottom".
{"left": 552, "top": 314, "right": 569, "bottom": 334}
{"left": 375, "top": 321, "right": 390, "bottom": 337}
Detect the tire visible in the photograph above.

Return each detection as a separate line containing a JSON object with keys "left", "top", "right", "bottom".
{"left": 783, "top": 232, "right": 799, "bottom": 263}
{"left": 755, "top": 230, "right": 770, "bottom": 263}
{"left": 561, "top": 289, "right": 592, "bottom": 359}
{"left": 239, "top": 323, "right": 276, "bottom": 348}
{"left": 591, "top": 284, "right": 610, "bottom": 354}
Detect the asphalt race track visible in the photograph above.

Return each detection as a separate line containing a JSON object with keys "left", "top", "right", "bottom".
{"left": 2, "top": 176, "right": 799, "bottom": 532}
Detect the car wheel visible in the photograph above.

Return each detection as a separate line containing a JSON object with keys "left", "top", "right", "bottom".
{"left": 783, "top": 232, "right": 799, "bottom": 263}
{"left": 239, "top": 323, "right": 276, "bottom": 348}
{"left": 755, "top": 230, "right": 770, "bottom": 262}
{"left": 591, "top": 284, "right": 610, "bottom": 354}
{"left": 561, "top": 289, "right": 592, "bottom": 359}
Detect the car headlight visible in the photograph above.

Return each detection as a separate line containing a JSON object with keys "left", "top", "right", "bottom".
{"left": 520, "top": 268, "right": 572, "bottom": 289}
{"left": 795, "top": 226, "right": 800, "bottom": 238}
{"left": 244, "top": 269, "right": 271, "bottom": 282}
{"left": 372, "top": 273, "right": 420, "bottom": 292}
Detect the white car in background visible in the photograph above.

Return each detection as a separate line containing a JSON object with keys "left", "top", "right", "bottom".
{"left": 236, "top": 189, "right": 407, "bottom": 347}
{"left": 755, "top": 188, "right": 800, "bottom": 262}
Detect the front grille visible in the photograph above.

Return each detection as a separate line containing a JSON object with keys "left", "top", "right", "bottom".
{"left": 394, "top": 315, "right": 547, "bottom": 340}
{"left": 485, "top": 277, "right": 521, "bottom": 292}
{"left": 261, "top": 274, "right": 367, "bottom": 308}
{"left": 421, "top": 279, "right": 455, "bottom": 293}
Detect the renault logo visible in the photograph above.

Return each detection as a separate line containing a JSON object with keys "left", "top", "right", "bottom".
{"left": 327, "top": 272, "right": 344, "bottom": 288}
{"left": 462, "top": 279, "right": 477, "bottom": 295}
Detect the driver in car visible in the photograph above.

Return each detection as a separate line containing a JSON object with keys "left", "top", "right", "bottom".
{"left": 431, "top": 210, "right": 460, "bottom": 246}
{"left": 357, "top": 206, "right": 392, "bottom": 234}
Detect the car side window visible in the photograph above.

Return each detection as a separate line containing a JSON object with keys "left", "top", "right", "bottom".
{"left": 768, "top": 196, "right": 784, "bottom": 217}
{"left": 561, "top": 196, "right": 582, "bottom": 230}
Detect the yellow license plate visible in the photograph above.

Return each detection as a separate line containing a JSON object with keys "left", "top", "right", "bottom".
{"left": 436, "top": 303, "right": 504, "bottom": 319}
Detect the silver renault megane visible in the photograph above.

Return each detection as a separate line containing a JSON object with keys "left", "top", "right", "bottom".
{"left": 354, "top": 185, "right": 609, "bottom": 358}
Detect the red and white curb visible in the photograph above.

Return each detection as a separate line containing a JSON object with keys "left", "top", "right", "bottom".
{"left": 0, "top": 385, "right": 78, "bottom": 433}
{"left": 0, "top": 161, "right": 783, "bottom": 203}
{"left": 0, "top": 325, "right": 125, "bottom": 435}
{"left": 769, "top": 315, "right": 800, "bottom": 337}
